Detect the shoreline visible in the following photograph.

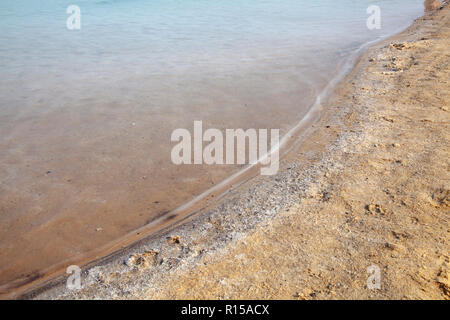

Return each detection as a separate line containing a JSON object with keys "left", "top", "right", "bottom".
{"left": 9, "top": 3, "right": 449, "bottom": 299}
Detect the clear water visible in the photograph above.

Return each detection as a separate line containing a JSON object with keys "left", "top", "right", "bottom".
{"left": 0, "top": 1, "right": 424, "bottom": 133}
{"left": 0, "top": 0, "right": 425, "bottom": 291}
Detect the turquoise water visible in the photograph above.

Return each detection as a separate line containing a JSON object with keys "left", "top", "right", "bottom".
{"left": 0, "top": 1, "right": 426, "bottom": 290}
{"left": 1, "top": 1, "right": 424, "bottom": 77}
{"left": 0, "top": 0, "right": 425, "bottom": 152}
{"left": 0, "top": 0, "right": 424, "bottom": 130}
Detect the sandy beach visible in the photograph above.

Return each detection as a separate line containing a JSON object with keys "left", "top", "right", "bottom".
{"left": 12, "top": 2, "right": 450, "bottom": 299}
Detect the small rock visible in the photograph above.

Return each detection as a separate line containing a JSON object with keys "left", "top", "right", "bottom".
{"left": 366, "top": 204, "right": 385, "bottom": 215}
{"left": 391, "top": 43, "right": 406, "bottom": 50}
{"left": 124, "top": 250, "right": 159, "bottom": 268}
{"left": 384, "top": 242, "right": 396, "bottom": 250}
{"left": 296, "top": 288, "right": 314, "bottom": 300}
{"left": 167, "top": 235, "right": 181, "bottom": 244}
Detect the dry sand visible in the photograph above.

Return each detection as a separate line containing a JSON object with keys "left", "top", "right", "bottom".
{"left": 28, "top": 3, "right": 449, "bottom": 300}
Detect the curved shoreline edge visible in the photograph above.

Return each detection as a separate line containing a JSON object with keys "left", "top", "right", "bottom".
{"left": 6, "top": 3, "right": 449, "bottom": 299}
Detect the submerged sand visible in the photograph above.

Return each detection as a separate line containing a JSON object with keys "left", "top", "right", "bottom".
{"left": 23, "top": 3, "right": 450, "bottom": 299}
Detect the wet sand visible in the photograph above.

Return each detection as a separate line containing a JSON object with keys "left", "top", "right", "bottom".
{"left": 23, "top": 2, "right": 449, "bottom": 299}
